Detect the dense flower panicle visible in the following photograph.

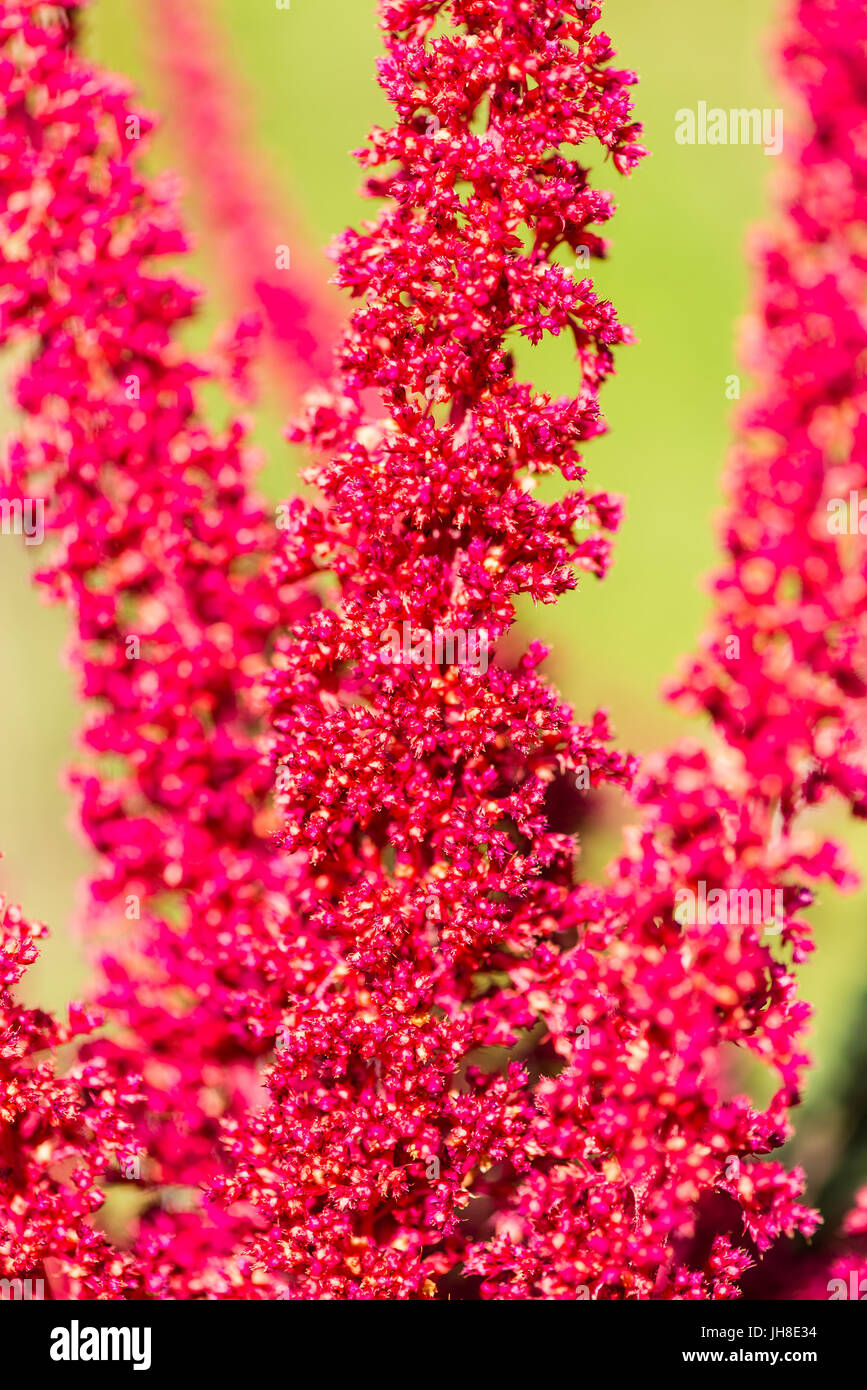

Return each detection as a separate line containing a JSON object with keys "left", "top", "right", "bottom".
{"left": 220, "top": 0, "right": 646, "bottom": 1298}
{"left": 143, "top": 0, "right": 342, "bottom": 396}
{"left": 0, "top": 0, "right": 309, "bottom": 1295}
{"left": 181, "top": 0, "right": 862, "bottom": 1300}
{"left": 0, "top": 0, "right": 865, "bottom": 1305}
{"left": 0, "top": 0, "right": 277, "bottom": 913}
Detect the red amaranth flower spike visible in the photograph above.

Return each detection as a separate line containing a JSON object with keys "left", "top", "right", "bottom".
{"left": 218, "top": 0, "right": 645, "bottom": 1298}
{"left": 0, "top": 0, "right": 309, "bottom": 1296}
{"left": 1, "top": 0, "right": 865, "bottom": 1305}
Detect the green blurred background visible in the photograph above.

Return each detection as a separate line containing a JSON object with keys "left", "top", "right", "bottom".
{"left": 2, "top": 0, "right": 865, "bottom": 1226}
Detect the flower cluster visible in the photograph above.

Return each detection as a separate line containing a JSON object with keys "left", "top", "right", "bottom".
{"left": 224, "top": 0, "right": 645, "bottom": 1297}
{"left": 0, "top": 0, "right": 303, "bottom": 1296}
{"left": 0, "top": 0, "right": 865, "bottom": 1304}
